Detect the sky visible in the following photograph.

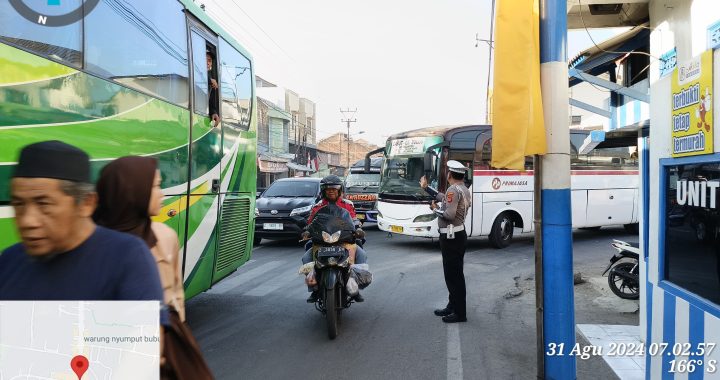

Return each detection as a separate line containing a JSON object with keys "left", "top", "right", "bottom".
{"left": 202, "top": 0, "right": 625, "bottom": 146}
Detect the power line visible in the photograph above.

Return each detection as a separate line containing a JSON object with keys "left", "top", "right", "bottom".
{"left": 577, "top": 0, "right": 659, "bottom": 62}
{"left": 205, "top": 6, "right": 276, "bottom": 57}
{"left": 228, "top": 0, "right": 296, "bottom": 62}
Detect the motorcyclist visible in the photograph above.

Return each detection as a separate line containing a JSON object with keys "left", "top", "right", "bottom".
{"left": 301, "top": 175, "right": 367, "bottom": 303}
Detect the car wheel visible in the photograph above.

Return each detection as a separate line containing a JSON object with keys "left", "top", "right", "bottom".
{"left": 253, "top": 235, "right": 262, "bottom": 246}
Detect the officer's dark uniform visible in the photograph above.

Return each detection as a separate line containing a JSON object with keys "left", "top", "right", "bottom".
{"left": 424, "top": 162, "right": 471, "bottom": 323}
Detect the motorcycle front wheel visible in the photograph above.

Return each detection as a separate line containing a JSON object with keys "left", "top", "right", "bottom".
{"left": 325, "top": 286, "right": 339, "bottom": 339}
{"left": 608, "top": 262, "right": 639, "bottom": 300}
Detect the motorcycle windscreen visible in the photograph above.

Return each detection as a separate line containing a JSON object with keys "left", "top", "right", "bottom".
{"left": 308, "top": 204, "right": 355, "bottom": 244}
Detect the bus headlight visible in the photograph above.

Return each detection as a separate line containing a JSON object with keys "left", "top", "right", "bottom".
{"left": 413, "top": 213, "right": 437, "bottom": 223}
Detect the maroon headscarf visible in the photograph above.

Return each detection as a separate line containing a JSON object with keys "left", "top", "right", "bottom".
{"left": 94, "top": 156, "right": 158, "bottom": 248}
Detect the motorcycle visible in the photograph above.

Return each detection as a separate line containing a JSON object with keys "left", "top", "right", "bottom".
{"left": 602, "top": 240, "right": 640, "bottom": 300}
{"left": 305, "top": 204, "right": 363, "bottom": 339}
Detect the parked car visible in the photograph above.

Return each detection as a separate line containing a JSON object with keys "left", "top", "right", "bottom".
{"left": 254, "top": 177, "right": 321, "bottom": 245}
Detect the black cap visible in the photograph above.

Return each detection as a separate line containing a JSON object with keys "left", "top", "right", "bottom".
{"left": 12, "top": 140, "right": 91, "bottom": 183}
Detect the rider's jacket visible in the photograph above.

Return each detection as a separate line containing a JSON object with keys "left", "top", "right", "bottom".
{"left": 307, "top": 198, "right": 357, "bottom": 224}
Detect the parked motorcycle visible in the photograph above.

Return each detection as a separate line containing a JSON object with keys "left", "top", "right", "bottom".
{"left": 305, "top": 204, "right": 362, "bottom": 339}
{"left": 602, "top": 240, "right": 640, "bottom": 300}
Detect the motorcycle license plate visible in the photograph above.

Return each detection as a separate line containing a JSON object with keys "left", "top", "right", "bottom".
{"left": 317, "top": 246, "right": 345, "bottom": 257}
{"left": 390, "top": 225, "right": 403, "bottom": 233}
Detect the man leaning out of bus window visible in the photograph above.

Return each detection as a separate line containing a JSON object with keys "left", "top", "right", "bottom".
{"left": 0, "top": 141, "right": 168, "bottom": 327}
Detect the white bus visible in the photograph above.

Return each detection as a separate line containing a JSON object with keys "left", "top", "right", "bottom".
{"left": 376, "top": 125, "right": 639, "bottom": 248}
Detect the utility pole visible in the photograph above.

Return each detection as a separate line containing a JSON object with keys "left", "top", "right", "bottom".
{"left": 475, "top": 0, "right": 495, "bottom": 124}
{"left": 340, "top": 108, "right": 357, "bottom": 171}
{"left": 539, "top": 0, "right": 575, "bottom": 378}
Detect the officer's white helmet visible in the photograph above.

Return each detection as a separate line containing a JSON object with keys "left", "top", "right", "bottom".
{"left": 447, "top": 160, "right": 468, "bottom": 175}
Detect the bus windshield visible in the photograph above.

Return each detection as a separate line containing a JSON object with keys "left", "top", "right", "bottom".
{"left": 379, "top": 156, "right": 431, "bottom": 197}
{"left": 345, "top": 173, "right": 380, "bottom": 188}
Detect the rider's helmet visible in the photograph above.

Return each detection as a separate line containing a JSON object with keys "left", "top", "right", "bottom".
{"left": 320, "top": 175, "right": 343, "bottom": 198}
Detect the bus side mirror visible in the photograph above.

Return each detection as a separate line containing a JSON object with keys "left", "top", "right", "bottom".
{"left": 424, "top": 151, "right": 434, "bottom": 176}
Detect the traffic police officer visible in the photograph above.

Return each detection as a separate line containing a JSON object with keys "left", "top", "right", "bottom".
{"left": 420, "top": 160, "right": 471, "bottom": 323}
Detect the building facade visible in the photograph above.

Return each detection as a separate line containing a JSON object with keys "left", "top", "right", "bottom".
{"left": 644, "top": 1, "right": 720, "bottom": 378}
{"left": 317, "top": 133, "right": 382, "bottom": 173}
{"left": 255, "top": 76, "right": 318, "bottom": 186}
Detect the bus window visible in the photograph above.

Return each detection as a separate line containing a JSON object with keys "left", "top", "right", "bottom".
{"left": 0, "top": 1, "right": 81, "bottom": 67}
{"left": 473, "top": 134, "right": 533, "bottom": 171}
{"left": 476, "top": 136, "right": 492, "bottom": 170}
{"left": 84, "top": 0, "right": 189, "bottom": 107}
{"left": 218, "top": 38, "right": 252, "bottom": 131}
{"left": 191, "top": 32, "right": 211, "bottom": 116}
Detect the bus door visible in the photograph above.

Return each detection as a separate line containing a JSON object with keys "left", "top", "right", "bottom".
{"left": 185, "top": 18, "right": 222, "bottom": 296}
{"left": 446, "top": 130, "right": 480, "bottom": 236}
{"left": 213, "top": 39, "right": 255, "bottom": 282}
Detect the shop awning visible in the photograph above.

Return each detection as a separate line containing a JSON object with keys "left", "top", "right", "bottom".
{"left": 568, "top": 25, "right": 650, "bottom": 88}
{"left": 286, "top": 162, "right": 316, "bottom": 172}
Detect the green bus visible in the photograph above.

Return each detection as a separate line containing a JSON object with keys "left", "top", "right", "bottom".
{"left": 0, "top": 0, "right": 257, "bottom": 298}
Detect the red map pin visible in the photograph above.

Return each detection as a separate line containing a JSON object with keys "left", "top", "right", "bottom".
{"left": 70, "top": 355, "right": 89, "bottom": 379}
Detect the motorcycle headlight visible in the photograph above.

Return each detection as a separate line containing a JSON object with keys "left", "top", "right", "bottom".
{"left": 255, "top": 207, "right": 260, "bottom": 217}
{"left": 322, "top": 230, "right": 342, "bottom": 243}
{"left": 290, "top": 204, "right": 313, "bottom": 216}
{"left": 413, "top": 213, "right": 437, "bottom": 223}
{"left": 328, "top": 257, "right": 337, "bottom": 266}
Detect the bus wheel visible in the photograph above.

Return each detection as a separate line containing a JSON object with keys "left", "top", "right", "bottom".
{"left": 489, "top": 212, "right": 514, "bottom": 249}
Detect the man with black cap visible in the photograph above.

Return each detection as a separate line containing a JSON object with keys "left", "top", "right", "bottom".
{"left": 420, "top": 160, "right": 472, "bottom": 323}
{"left": 0, "top": 141, "right": 166, "bottom": 304}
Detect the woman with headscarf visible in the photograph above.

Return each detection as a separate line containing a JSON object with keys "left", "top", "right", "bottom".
{"left": 94, "top": 156, "right": 213, "bottom": 380}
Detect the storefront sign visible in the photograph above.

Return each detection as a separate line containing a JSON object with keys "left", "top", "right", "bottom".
{"left": 659, "top": 47, "right": 677, "bottom": 78}
{"left": 389, "top": 137, "right": 426, "bottom": 156}
{"left": 258, "top": 159, "right": 287, "bottom": 173}
{"left": 708, "top": 20, "right": 720, "bottom": 49}
{"left": 671, "top": 50, "right": 713, "bottom": 157}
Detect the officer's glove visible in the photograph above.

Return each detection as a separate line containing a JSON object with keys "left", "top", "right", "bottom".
{"left": 301, "top": 231, "right": 310, "bottom": 241}
{"left": 354, "top": 228, "right": 365, "bottom": 239}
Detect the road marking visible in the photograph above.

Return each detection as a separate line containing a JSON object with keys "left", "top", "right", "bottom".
{"left": 447, "top": 324, "right": 463, "bottom": 380}
{"left": 209, "top": 261, "right": 284, "bottom": 294}
{"left": 243, "top": 269, "right": 299, "bottom": 297}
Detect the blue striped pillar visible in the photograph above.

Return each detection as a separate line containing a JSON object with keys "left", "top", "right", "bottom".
{"left": 539, "top": 0, "right": 576, "bottom": 378}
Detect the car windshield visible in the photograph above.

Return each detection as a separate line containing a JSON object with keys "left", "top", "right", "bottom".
{"left": 262, "top": 181, "right": 318, "bottom": 197}
{"left": 345, "top": 173, "right": 380, "bottom": 188}
{"left": 379, "top": 156, "right": 431, "bottom": 197}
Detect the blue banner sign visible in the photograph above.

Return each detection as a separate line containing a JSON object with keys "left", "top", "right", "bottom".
{"left": 659, "top": 47, "right": 677, "bottom": 79}
{"left": 708, "top": 20, "right": 720, "bottom": 50}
